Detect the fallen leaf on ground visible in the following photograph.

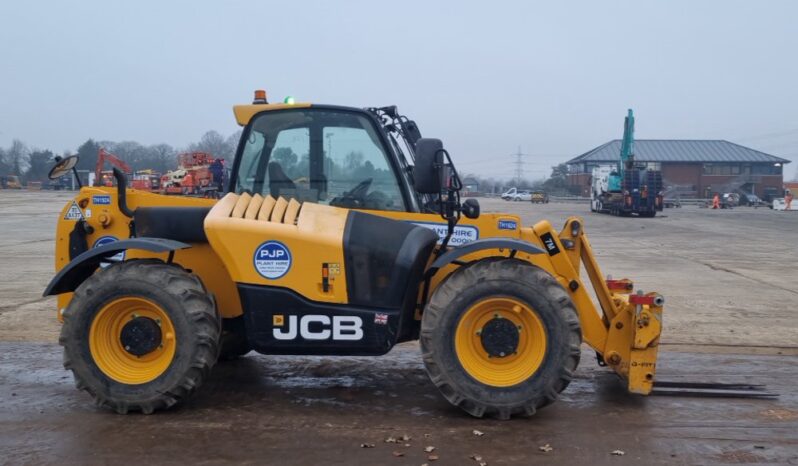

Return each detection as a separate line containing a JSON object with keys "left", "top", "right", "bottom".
{"left": 472, "top": 429, "right": 485, "bottom": 437}
{"left": 611, "top": 450, "right": 625, "bottom": 456}
{"left": 427, "top": 454, "right": 439, "bottom": 461}
{"left": 400, "top": 434, "right": 412, "bottom": 441}
{"left": 539, "top": 444, "right": 553, "bottom": 453}
{"left": 469, "top": 454, "right": 487, "bottom": 465}
{"left": 424, "top": 446, "right": 435, "bottom": 453}
{"left": 360, "top": 443, "right": 375, "bottom": 448}
{"left": 392, "top": 451, "right": 404, "bottom": 457}
{"left": 385, "top": 436, "right": 397, "bottom": 443}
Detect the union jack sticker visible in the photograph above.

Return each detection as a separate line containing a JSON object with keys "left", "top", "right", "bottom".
{"left": 374, "top": 313, "right": 388, "bottom": 325}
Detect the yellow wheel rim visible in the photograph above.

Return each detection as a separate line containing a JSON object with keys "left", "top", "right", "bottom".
{"left": 454, "top": 297, "right": 547, "bottom": 387}
{"left": 89, "top": 297, "right": 176, "bottom": 385}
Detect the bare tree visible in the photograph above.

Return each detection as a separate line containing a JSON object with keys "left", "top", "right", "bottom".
{"left": 0, "top": 147, "right": 9, "bottom": 175}
{"left": 26, "top": 149, "right": 54, "bottom": 182}
{"left": 149, "top": 144, "right": 176, "bottom": 173}
{"left": 225, "top": 131, "right": 242, "bottom": 156}
{"left": 189, "top": 131, "right": 234, "bottom": 161}
{"left": 7, "top": 139, "right": 30, "bottom": 175}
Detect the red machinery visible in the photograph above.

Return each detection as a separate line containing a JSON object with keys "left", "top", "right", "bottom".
{"left": 161, "top": 152, "right": 219, "bottom": 196}
{"left": 130, "top": 170, "right": 162, "bottom": 192}
{"left": 95, "top": 148, "right": 132, "bottom": 187}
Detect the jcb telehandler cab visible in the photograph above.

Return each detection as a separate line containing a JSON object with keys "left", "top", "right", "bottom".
{"left": 45, "top": 92, "right": 668, "bottom": 419}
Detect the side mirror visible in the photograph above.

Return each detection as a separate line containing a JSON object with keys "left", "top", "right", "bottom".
{"left": 413, "top": 138, "right": 444, "bottom": 194}
{"left": 462, "top": 198, "right": 480, "bottom": 219}
{"left": 48, "top": 155, "right": 79, "bottom": 180}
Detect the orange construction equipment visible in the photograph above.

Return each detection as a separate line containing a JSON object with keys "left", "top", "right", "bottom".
{"left": 130, "top": 170, "right": 162, "bottom": 192}
{"left": 95, "top": 148, "right": 132, "bottom": 187}
{"left": 160, "top": 152, "right": 220, "bottom": 196}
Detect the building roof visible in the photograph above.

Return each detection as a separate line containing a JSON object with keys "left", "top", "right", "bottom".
{"left": 567, "top": 140, "right": 791, "bottom": 165}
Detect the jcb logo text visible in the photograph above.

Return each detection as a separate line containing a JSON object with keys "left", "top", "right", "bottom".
{"left": 273, "top": 315, "right": 363, "bottom": 341}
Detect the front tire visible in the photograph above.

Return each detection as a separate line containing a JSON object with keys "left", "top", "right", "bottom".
{"left": 420, "top": 258, "right": 581, "bottom": 419}
{"left": 60, "top": 260, "right": 220, "bottom": 414}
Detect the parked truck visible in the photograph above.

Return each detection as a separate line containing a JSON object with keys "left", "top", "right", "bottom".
{"left": 590, "top": 109, "right": 663, "bottom": 217}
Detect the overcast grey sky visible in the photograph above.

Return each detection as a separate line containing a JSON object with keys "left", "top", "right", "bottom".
{"left": 1, "top": 0, "right": 796, "bottom": 180}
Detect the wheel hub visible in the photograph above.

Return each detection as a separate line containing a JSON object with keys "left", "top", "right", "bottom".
{"left": 120, "top": 317, "right": 162, "bottom": 356}
{"left": 479, "top": 317, "right": 520, "bottom": 358}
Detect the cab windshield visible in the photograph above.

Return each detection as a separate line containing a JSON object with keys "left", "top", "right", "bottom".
{"left": 233, "top": 108, "right": 407, "bottom": 211}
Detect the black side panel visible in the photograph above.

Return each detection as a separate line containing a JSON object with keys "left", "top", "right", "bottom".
{"left": 68, "top": 220, "right": 89, "bottom": 260}
{"left": 343, "top": 211, "right": 439, "bottom": 309}
{"left": 134, "top": 207, "right": 211, "bottom": 243}
{"left": 239, "top": 284, "right": 400, "bottom": 356}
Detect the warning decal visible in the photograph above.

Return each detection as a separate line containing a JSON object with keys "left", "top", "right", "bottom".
{"left": 64, "top": 201, "right": 84, "bottom": 221}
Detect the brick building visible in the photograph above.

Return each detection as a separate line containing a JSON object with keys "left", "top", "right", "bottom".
{"left": 566, "top": 140, "right": 790, "bottom": 199}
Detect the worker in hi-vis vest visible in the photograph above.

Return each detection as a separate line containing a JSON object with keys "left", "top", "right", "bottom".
{"left": 712, "top": 193, "right": 721, "bottom": 209}
{"left": 786, "top": 189, "right": 793, "bottom": 210}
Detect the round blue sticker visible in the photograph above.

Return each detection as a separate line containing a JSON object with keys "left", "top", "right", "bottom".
{"left": 92, "top": 236, "right": 126, "bottom": 263}
{"left": 253, "top": 241, "right": 291, "bottom": 279}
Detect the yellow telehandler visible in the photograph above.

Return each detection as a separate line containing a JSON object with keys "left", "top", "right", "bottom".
{"left": 44, "top": 91, "right": 771, "bottom": 417}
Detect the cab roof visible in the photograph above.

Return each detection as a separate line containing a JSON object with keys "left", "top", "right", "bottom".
{"left": 233, "top": 103, "right": 370, "bottom": 127}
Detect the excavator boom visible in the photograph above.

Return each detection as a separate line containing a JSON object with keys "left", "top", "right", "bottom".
{"left": 618, "top": 108, "right": 635, "bottom": 174}
{"left": 95, "top": 148, "right": 132, "bottom": 186}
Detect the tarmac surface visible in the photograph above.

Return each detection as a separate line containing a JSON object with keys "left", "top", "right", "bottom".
{"left": 1, "top": 191, "right": 797, "bottom": 465}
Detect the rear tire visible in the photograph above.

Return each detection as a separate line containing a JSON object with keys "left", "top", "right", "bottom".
{"left": 420, "top": 258, "right": 581, "bottom": 419}
{"left": 60, "top": 260, "right": 220, "bottom": 414}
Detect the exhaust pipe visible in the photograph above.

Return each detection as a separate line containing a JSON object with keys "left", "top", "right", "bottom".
{"left": 112, "top": 168, "right": 135, "bottom": 218}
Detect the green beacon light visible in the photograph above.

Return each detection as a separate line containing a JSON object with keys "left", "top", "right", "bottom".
{"left": 283, "top": 95, "right": 296, "bottom": 105}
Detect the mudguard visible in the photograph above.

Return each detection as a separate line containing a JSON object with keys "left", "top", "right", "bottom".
{"left": 426, "top": 238, "right": 546, "bottom": 277}
{"left": 43, "top": 238, "right": 191, "bottom": 296}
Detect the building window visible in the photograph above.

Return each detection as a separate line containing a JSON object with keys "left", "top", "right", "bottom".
{"left": 752, "top": 164, "right": 782, "bottom": 175}
{"left": 703, "top": 163, "right": 750, "bottom": 175}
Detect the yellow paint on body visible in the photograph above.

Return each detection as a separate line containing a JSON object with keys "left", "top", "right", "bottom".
{"left": 233, "top": 102, "right": 312, "bottom": 126}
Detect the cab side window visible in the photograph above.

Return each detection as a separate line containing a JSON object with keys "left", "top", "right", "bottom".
{"left": 233, "top": 109, "right": 407, "bottom": 212}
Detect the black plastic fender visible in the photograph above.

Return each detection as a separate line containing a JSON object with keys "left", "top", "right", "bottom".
{"left": 43, "top": 238, "right": 191, "bottom": 296}
{"left": 425, "top": 238, "right": 546, "bottom": 278}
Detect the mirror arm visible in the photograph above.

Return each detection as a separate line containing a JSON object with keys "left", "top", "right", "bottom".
{"left": 435, "top": 149, "right": 463, "bottom": 255}
{"left": 72, "top": 166, "right": 83, "bottom": 189}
